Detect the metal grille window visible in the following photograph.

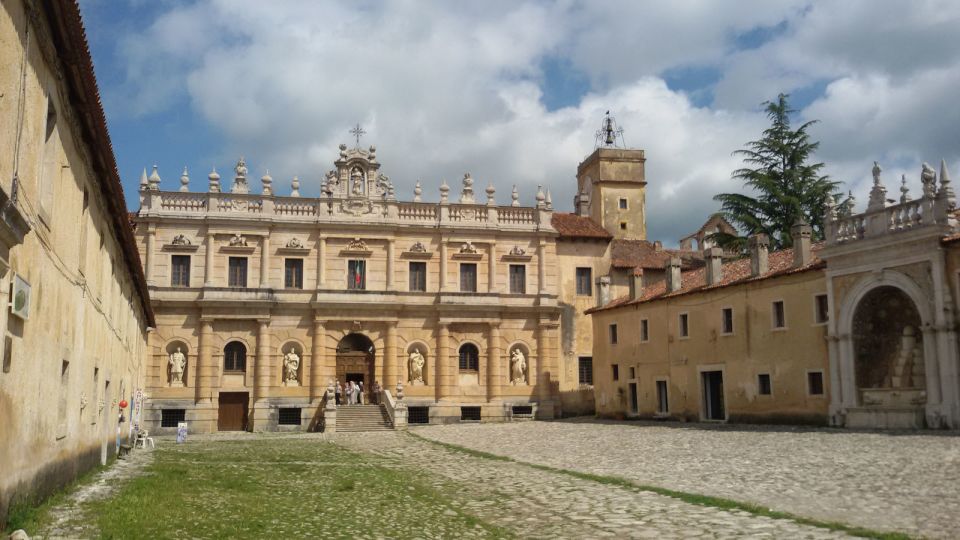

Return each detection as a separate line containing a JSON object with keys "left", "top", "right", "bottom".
{"left": 578, "top": 356, "right": 593, "bottom": 385}
{"left": 460, "top": 263, "right": 477, "bottom": 292}
{"left": 171, "top": 255, "right": 190, "bottom": 287}
{"left": 348, "top": 259, "right": 366, "bottom": 290}
{"left": 278, "top": 408, "right": 301, "bottom": 425}
{"left": 640, "top": 319, "right": 649, "bottom": 342}
{"left": 575, "top": 267, "right": 592, "bottom": 296}
{"left": 773, "top": 300, "right": 786, "bottom": 328}
{"left": 509, "top": 264, "right": 526, "bottom": 294}
{"left": 609, "top": 324, "right": 618, "bottom": 344}
{"left": 409, "top": 262, "right": 427, "bottom": 292}
{"left": 808, "top": 371, "right": 824, "bottom": 395}
{"left": 815, "top": 294, "right": 829, "bottom": 323}
{"left": 656, "top": 380, "right": 669, "bottom": 413}
{"left": 228, "top": 257, "right": 247, "bottom": 288}
{"left": 224, "top": 342, "right": 247, "bottom": 372}
{"left": 458, "top": 343, "right": 479, "bottom": 371}
{"left": 161, "top": 409, "right": 186, "bottom": 428}
{"left": 460, "top": 406, "right": 481, "bottom": 421}
{"left": 408, "top": 406, "right": 430, "bottom": 424}
{"left": 758, "top": 373, "right": 772, "bottom": 395}
{"left": 619, "top": 198, "right": 628, "bottom": 209}
{"left": 679, "top": 313, "right": 689, "bottom": 337}
{"left": 284, "top": 259, "right": 303, "bottom": 289}
{"left": 721, "top": 308, "right": 734, "bottom": 334}
{"left": 612, "top": 364, "right": 619, "bottom": 381}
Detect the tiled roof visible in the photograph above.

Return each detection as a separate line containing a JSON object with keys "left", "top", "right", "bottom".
{"left": 610, "top": 239, "right": 702, "bottom": 270}
{"left": 587, "top": 243, "right": 825, "bottom": 314}
{"left": 551, "top": 212, "right": 612, "bottom": 239}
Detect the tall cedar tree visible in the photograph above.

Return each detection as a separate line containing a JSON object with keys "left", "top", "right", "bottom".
{"left": 712, "top": 94, "right": 840, "bottom": 252}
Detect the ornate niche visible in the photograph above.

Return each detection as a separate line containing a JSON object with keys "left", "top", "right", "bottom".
{"left": 280, "top": 342, "right": 302, "bottom": 386}
{"left": 508, "top": 343, "right": 529, "bottom": 386}
{"left": 325, "top": 143, "right": 395, "bottom": 216}
{"left": 166, "top": 341, "right": 189, "bottom": 387}
{"left": 407, "top": 343, "right": 428, "bottom": 386}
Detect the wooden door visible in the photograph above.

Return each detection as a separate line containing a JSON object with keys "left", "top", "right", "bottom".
{"left": 218, "top": 392, "right": 249, "bottom": 431}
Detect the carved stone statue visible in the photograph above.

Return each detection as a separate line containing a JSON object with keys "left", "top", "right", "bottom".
{"left": 409, "top": 241, "right": 427, "bottom": 253}
{"left": 509, "top": 245, "right": 526, "bottom": 256}
{"left": 286, "top": 237, "right": 304, "bottom": 249}
{"left": 171, "top": 234, "right": 191, "bottom": 246}
{"left": 460, "top": 242, "right": 477, "bottom": 254}
{"left": 347, "top": 238, "right": 368, "bottom": 251}
{"left": 408, "top": 349, "right": 425, "bottom": 385}
{"left": 510, "top": 348, "right": 526, "bottom": 385}
{"left": 169, "top": 347, "right": 186, "bottom": 387}
{"left": 229, "top": 233, "right": 247, "bottom": 247}
{"left": 351, "top": 167, "right": 364, "bottom": 196}
{"left": 283, "top": 347, "right": 301, "bottom": 386}
{"left": 921, "top": 162, "right": 937, "bottom": 197}
{"left": 232, "top": 157, "right": 250, "bottom": 194}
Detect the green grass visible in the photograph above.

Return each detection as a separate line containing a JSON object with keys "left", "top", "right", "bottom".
{"left": 408, "top": 432, "right": 913, "bottom": 540}
{"left": 4, "top": 458, "right": 114, "bottom": 535}
{"left": 51, "top": 439, "right": 510, "bottom": 539}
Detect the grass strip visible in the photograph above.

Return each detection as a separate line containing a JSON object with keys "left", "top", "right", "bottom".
{"left": 408, "top": 432, "right": 912, "bottom": 540}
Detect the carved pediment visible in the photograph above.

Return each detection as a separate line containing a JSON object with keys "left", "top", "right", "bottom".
{"left": 341, "top": 237, "right": 372, "bottom": 257}
{"left": 402, "top": 241, "right": 433, "bottom": 259}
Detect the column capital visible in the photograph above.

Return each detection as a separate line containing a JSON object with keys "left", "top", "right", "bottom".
{"left": 488, "top": 320, "right": 501, "bottom": 329}
{"left": 312, "top": 317, "right": 327, "bottom": 326}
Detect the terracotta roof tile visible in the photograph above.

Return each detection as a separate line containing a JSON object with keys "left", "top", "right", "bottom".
{"left": 588, "top": 243, "right": 825, "bottom": 314}
{"left": 610, "top": 239, "right": 702, "bottom": 270}
{"left": 551, "top": 212, "right": 612, "bottom": 239}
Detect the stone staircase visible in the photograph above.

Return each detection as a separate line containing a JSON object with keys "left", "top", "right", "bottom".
{"left": 336, "top": 404, "right": 394, "bottom": 432}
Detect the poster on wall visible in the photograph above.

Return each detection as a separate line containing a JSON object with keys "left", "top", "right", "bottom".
{"left": 176, "top": 422, "right": 188, "bottom": 444}
{"left": 10, "top": 274, "right": 30, "bottom": 320}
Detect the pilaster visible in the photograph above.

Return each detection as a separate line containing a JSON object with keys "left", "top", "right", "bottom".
{"left": 145, "top": 226, "right": 156, "bottom": 285}
{"left": 487, "top": 321, "right": 501, "bottom": 402}
{"left": 487, "top": 241, "right": 497, "bottom": 293}
{"left": 436, "top": 322, "right": 449, "bottom": 401}
{"left": 259, "top": 234, "right": 270, "bottom": 287}
{"left": 385, "top": 321, "right": 398, "bottom": 388}
{"left": 310, "top": 319, "right": 326, "bottom": 403}
{"left": 204, "top": 233, "right": 215, "bottom": 286}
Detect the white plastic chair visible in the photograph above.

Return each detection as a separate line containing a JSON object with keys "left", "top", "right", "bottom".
{"left": 135, "top": 429, "right": 155, "bottom": 449}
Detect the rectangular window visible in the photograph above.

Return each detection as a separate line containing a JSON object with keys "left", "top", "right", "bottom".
{"left": 612, "top": 364, "right": 619, "bottom": 381}
{"left": 171, "top": 255, "right": 190, "bottom": 287}
{"left": 640, "top": 319, "right": 649, "bottom": 342}
{"left": 679, "top": 313, "right": 689, "bottom": 338}
{"left": 628, "top": 366, "right": 636, "bottom": 380}
{"left": 656, "top": 380, "right": 669, "bottom": 413}
{"left": 576, "top": 267, "right": 592, "bottom": 296}
{"left": 509, "top": 264, "right": 526, "bottom": 294}
{"left": 284, "top": 259, "right": 303, "bottom": 289}
{"left": 228, "top": 257, "right": 248, "bottom": 288}
{"left": 409, "top": 261, "right": 427, "bottom": 292}
{"left": 721, "top": 307, "right": 733, "bottom": 335}
{"left": 160, "top": 409, "right": 186, "bottom": 428}
{"left": 619, "top": 198, "right": 628, "bottom": 209}
{"left": 758, "top": 373, "right": 772, "bottom": 395}
{"left": 578, "top": 357, "right": 593, "bottom": 385}
{"left": 278, "top": 408, "right": 302, "bottom": 425}
{"left": 460, "top": 263, "right": 477, "bottom": 292}
{"left": 460, "top": 406, "right": 482, "bottom": 421}
{"left": 609, "top": 323, "right": 618, "bottom": 344}
{"left": 808, "top": 371, "right": 824, "bottom": 395}
{"left": 815, "top": 294, "right": 829, "bottom": 324}
{"left": 773, "top": 300, "right": 786, "bottom": 328}
{"left": 348, "top": 259, "right": 366, "bottom": 290}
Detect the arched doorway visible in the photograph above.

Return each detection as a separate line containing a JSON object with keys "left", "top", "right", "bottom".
{"left": 852, "top": 286, "right": 926, "bottom": 407}
{"left": 336, "top": 333, "right": 375, "bottom": 404}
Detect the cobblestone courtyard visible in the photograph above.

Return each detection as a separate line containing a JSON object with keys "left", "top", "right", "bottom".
{"left": 414, "top": 419, "right": 960, "bottom": 539}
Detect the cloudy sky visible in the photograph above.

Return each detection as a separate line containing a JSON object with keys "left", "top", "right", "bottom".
{"left": 79, "top": 0, "right": 960, "bottom": 244}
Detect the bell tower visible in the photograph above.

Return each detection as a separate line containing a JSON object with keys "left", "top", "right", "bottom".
{"left": 574, "top": 112, "right": 647, "bottom": 240}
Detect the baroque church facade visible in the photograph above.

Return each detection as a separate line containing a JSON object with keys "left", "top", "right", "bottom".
{"left": 136, "top": 139, "right": 655, "bottom": 432}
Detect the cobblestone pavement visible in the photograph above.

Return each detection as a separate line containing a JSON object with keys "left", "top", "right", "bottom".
{"left": 414, "top": 419, "right": 960, "bottom": 539}
{"left": 338, "top": 431, "right": 850, "bottom": 539}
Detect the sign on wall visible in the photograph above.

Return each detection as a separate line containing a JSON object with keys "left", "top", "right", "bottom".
{"left": 10, "top": 273, "right": 30, "bottom": 320}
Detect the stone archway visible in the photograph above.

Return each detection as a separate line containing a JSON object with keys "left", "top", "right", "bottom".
{"left": 336, "top": 333, "right": 375, "bottom": 403}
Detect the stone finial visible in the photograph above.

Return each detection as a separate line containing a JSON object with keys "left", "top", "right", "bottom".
{"left": 439, "top": 179, "right": 450, "bottom": 203}
{"left": 938, "top": 159, "right": 954, "bottom": 203}
{"left": 748, "top": 233, "right": 769, "bottom": 277}
{"left": 867, "top": 161, "right": 886, "bottom": 211}
{"left": 511, "top": 185, "right": 520, "bottom": 207}
{"left": 261, "top": 170, "right": 273, "bottom": 196}
{"left": 232, "top": 157, "right": 250, "bottom": 194}
{"left": 460, "top": 173, "right": 475, "bottom": 204}
{"left": 414, "top": 180, "right": 423, "bottom": 202}
{"left": 177, "top": 167, "right": 188, "bottom": 192}
{"left": 396, "top": 380, "right": 404, "bottom": 400}
{"left": 705, "top": 247, "right": 723, "bottom": 286}
{"left": 545, "top": 189, "right": 553, "bottom": 210}
{"left": 535, "top": 185, "right": 546, "bottom": 209}
{"left": 208, "top": 167, "right": 221, "bottom": 192}
{"left": 139, "top": 168, "right": 148, "bottom": 191}
{"left": 290, "top": 176, "right": 300, "bottom": 197}
{"left": 147, "top": 165, "right": 161, "bottom": 190}
{"left": 844, "top": 191, "right": 856, "bottom": 216}
{"left": 900, "top": 174, "right": 910, "bottom": 203}
{"left": 791, "top": 219, "right": 812, "bottom": 268}
{"left": 486, "top": 183, "right": 496, "bottom": 206}
{"left": 368, "top": 145, "right": 377, "bottom": 161}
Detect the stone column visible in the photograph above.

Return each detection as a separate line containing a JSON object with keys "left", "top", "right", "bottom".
{"left": 197, "top": 318, "right": 213, "bottom": 403}
{"left": 310, "top": 319, "right": 326, "bottom": 403}
{"left": 436, "top": 322, "right": 449, "bottom": 401}
{"left": 259, "top": 234, "right": 270, "bottom": 288}
{"left": 204, "top": 233, "right": 215, "bottom": 286}
{"left": 537, "top": 240, "right": 547, "bottom": 294}
{"left": 145, "top": 227, "right": 156, "bottom": 285}
{"left": 439, "top": 241, "right": 448, "bottom": 292}
{"left": 487, "top": 242, "right": 497, "bottom": 293}
{"left": 487, "top": 322, "right": 501, "bottom": 402}
{"left": 385, "top": 321, "right": 398, "bottom": 387}
{"left": 386, "top": 240, "right": 396, "bottom": 291}
{"left": 317, "top": 235, "right": 326, "bottom": 288}
{"left": 255, "top": 319, "right": 271, "bottom": 400}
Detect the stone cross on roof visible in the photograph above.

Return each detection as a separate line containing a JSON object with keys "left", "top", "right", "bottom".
{"left": 349, "top": 123, "right": 366, "bottom": 148}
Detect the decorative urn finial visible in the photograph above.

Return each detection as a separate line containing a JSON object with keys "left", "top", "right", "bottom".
{"left": 261, "top": 170, "right": 273, "bottom": 196}
{"left": 208, "top": 167, "right": 221, "bottom": 193}
{"left": 511, "top": 185, "right": 520, "bottom": 207}
{"left": 439, "top": 179, "right": 450, "bottom": 203}
{"left": 179, "top": 167, "right": 190, "bottom": 192}
{"left": 147, "top": 165, "right": 161, "bottom": 190}
{"left": 291, "top": 176, "right": 300, "bottom": 197}
{"left": 414, "top": 180, "right": 422, "bottom": 202}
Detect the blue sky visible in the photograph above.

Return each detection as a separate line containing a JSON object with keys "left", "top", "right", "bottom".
{"left": 78, "top": 0, "right": 960, "bottom": 243}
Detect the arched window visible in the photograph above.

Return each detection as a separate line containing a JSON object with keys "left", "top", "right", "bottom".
{"left": 458, "top": 343, "right": 479, "bottom": 371}
{"left": 224, "top": 342, "right": 247, "bottom": 372}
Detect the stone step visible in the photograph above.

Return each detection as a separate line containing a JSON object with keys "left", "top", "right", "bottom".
{"left": 335, "top": 404, "right": 394, "bottom": 432}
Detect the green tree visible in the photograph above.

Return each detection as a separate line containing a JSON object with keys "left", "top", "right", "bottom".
{"left": 711, "top": 94, "right": 841, "bottom": 252}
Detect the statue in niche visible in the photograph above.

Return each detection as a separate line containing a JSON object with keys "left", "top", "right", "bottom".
{"left": 171, "top": 234, "right": 191, "bottom": 246}
{"left": 408, "top": 349, "right": 425, "bottom": 385}
{"left": 283, "top": 347, "right": 301, "bottom": 385}
{"left": 888, "top": 326, "right": 924, "bottom": 388}
{"left": 510, "top": 348, "right": 526, "bottom": 385}
{"left": 229, "top": 233, "right": 247, "bottom": 247}
{"left": 169, "top": 347, "right": 186, "bottom": 387}
{"left": 351, "top": 167, "right": 364, "bottom": 196}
